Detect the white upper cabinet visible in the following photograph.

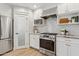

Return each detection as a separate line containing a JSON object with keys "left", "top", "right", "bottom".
{"left": 57, "top": 4, "right": 67, "bottom": 15}
{"left": 34, "top": 9, "right": 43, "bottom": 19}
{"left": 42, "top": 7, "right": 57, "bottom": 16}
{"left": 68, "top": 3, "right": 79, "bottom": 12}
{"left": 57, "top": 3, "right": 79, "bottom": 15}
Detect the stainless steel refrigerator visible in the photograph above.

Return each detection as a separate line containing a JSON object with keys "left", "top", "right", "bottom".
{"left": 0, "top": 15, "right": 13, "bottom": 55}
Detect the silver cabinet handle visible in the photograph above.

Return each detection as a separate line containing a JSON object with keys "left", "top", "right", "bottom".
{"left": 65, "top": 44, "right": 71, "bottom": 46}
{"left": 65, "top": 40, "right": 71, "bottom": 41}
{"left": 33, "top": 38, "right": 35, "bottom": 39}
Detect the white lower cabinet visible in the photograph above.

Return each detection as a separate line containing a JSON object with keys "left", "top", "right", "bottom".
{"left": 56, "top": 41, "right": 68, "bottom": 56}
{"left": 30, "top": 34, "right": 40, "bottom": 49}
{"left": 57, "top": 37, "right": 79, "bottom": 56}
{"left": 69, "top": 43, "right": 79, "bottom": 56}
{"left": 56, "top": 37, "right": 68, "bottom": 56}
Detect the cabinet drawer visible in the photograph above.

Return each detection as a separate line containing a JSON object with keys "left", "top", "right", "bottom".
{"left": 34, "top": 35, "right": 40, "bottom": 39}
{"left": 57, "top": 37, "right": 67, "bottom": 42}
{"left": 70, "top": 39, "right": 79, "bottom": 44}
{"left": 56, "top": 41, "right": 66, "bottom": 46}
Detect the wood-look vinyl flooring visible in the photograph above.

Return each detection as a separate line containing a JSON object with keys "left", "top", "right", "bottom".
{"left": 3, "top": 48, "right": 45, "bottom": 56}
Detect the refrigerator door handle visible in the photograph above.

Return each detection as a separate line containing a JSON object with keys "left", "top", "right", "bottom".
{"left": 0, "top": 38, "right": 11, "bottom": 40}
{"left": 0, "top": 16, "right": 2, "bottom": 38}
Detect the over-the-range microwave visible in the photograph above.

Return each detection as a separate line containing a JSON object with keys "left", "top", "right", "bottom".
{"left": 34, "top": 18, "right": 45, "bottom": 25}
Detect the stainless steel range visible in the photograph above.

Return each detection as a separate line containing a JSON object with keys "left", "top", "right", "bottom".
{"left": 39, "top": 33, "right": 57, "bottom": 56}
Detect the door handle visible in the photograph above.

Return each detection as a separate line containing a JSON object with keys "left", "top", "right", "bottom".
{"left": 16, "top": 33, "right": 19, "bottom": 35}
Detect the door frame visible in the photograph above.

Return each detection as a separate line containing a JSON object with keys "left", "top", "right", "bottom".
{"left": 13, "top": 11, "right": 30, "bottom": 50}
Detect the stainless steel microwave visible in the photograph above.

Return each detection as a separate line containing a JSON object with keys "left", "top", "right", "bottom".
{"left": 34, "top": 18, "right": 44, "bottom": 25}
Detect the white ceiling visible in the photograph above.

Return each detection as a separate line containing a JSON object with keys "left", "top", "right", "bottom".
{"left": 7, "top": 3, "right": 59, "bottom": 10}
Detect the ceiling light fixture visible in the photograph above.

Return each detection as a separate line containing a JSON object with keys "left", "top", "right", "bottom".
{"left": 33, "top": 5, "right": 37, "bottom": 9}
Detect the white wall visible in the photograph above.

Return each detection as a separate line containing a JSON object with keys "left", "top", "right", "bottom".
{"left": 28, "top": 11, "right": 34, "bottom": 33}
{"left": 0, "top": 4, "right": 12, "bottom": 17}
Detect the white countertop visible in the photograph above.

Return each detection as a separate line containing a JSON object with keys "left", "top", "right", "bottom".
{"left": 57, "top": 34, "right": 79, "bottom": 39}
{"left": 30, "top": 33, "right": 40, "bottom": 35}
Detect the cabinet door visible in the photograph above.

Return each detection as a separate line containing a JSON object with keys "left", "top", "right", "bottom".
{"left": 34, "top": 35, "right": 39, "bottom": 49}
{"left": 57, "top": 4, "right": 67, "bottom": 15}
{"left": 69, "top": 43, "right": 79, "bottom": 56}
{"left": 56, "top": 41, "right": 68, "bottom": 56}
{"left": 34, "top": 9, "right": 43, "bottom": 19}
{"left": 30, "top": 35, "right": 39, "bottom": 49}
{"left": 30, "top": 35, "right": 35, "bottom": 48}
{"left": 68, "top": 3, "right": 79, "bottom": 12}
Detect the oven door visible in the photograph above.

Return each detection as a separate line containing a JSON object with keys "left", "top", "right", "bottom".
{"left": 40, "top": 39, "right": 55, "bottom": 52}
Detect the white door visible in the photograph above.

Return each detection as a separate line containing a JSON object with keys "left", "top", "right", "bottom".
{"left": 14, "top": 14, "right": 29, "bottom": 49}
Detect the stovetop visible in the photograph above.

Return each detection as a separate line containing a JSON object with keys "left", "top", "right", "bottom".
{"left": 40, "top": 33, "right": 58, "bottom": 35}
{"left": 40, "top": 33, "right": 57, "bottom": 40}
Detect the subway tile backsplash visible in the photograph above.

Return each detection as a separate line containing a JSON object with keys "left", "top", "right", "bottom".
{"left": 58, "top": 24, "right": 79, "bottom": 36}
{"left": 35, "top": 14, "right": 79, "bottom": 36}
{"left": 58, "top": 13, "right": 79, "bottom": 36}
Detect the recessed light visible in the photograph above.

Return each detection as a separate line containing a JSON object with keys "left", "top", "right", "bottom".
{"left": 33, "top": 5, "right": 37, "bottom": 9}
